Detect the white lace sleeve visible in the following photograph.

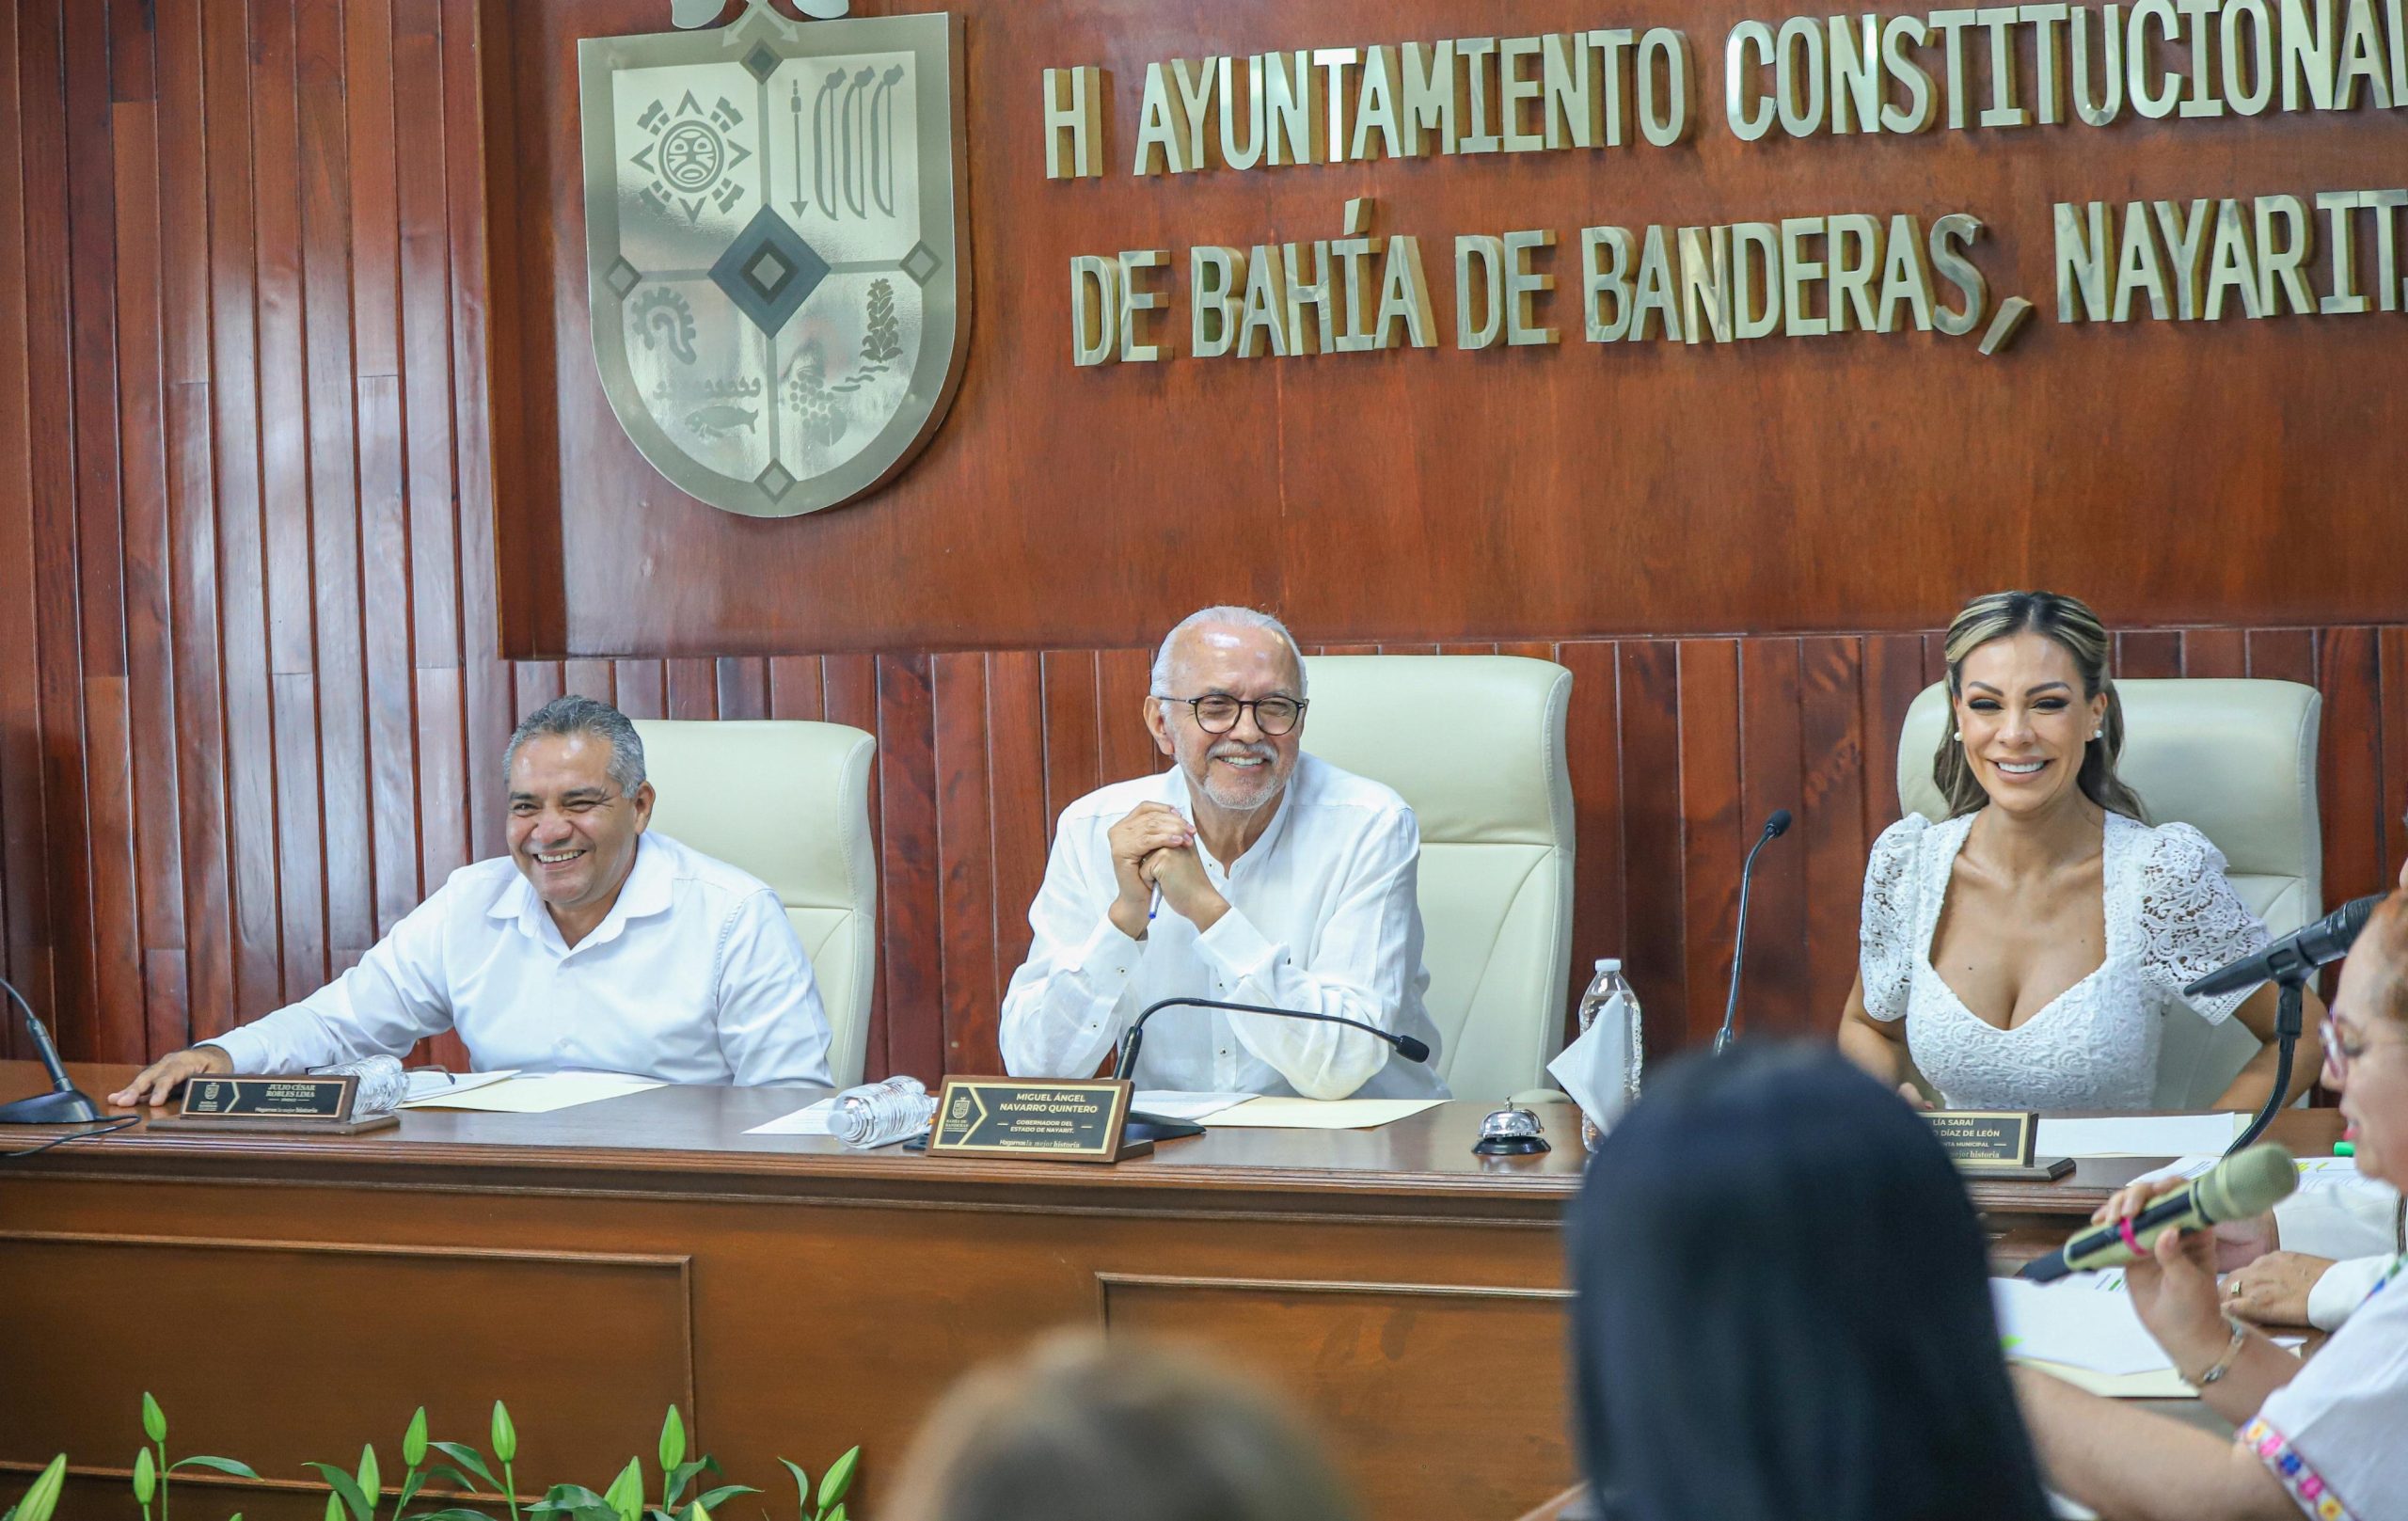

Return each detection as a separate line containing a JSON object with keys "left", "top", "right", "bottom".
{"left": 1859, "top": 816, "right": 1928, "bottom": 1022}
{"left": 2136, "top": 822, "right": 2272, "bottom": 1025}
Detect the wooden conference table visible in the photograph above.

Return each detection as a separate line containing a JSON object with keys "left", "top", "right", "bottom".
{"left": 0, "top": 1062, "right": 2344, "bottom": 1521}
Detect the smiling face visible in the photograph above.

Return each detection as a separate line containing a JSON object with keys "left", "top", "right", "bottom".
{"left": 504, "top": 733, "right": 655, "bottom": 918}
{"left": 1145, "top": 621, "right": 1305, "bottom": 816}
{"left": 1951, "top": 630, "right": 2110, "bottom": 819}
{"left": 2329, "top": 919, "right": 2408, "bottom": 1188}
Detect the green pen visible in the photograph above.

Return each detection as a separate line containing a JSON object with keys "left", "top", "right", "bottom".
{"left": 2336, "top": 1141, "right": 2356, "bottom": 1157}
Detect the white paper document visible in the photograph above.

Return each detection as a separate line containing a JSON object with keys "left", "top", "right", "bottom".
{"left": 2033, "top": 1113, "right": 2245, "bottom": 1158}
{"left": 400, "top": 1069, "right": 518, "bottom": 1104}
{"left": 1129, "top": 1091, "right": 1257, "bottom": 1123}
{"left": 1206, "top": 1097, "right": 1447, "bottom": 1130}
{"left": 1990, "top": 1275, "right": 2178, "bottom": 1377}
{"left": 746, "top": 1097, "right": 840, "bottom": 1135}
{"left": 399, "top": 1070, "right": 665, "bottom": 1114}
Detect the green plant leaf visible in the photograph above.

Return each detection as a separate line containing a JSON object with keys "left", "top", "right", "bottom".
{"left": 135, "top": 1448, "right": 158, "bottom": 1505}
{"left": 403, "top": 1410, "right": 430, "bottom": 1469}
{"left": 308, "top": 1462, "right": 375, "bottom": 1521}
{"left": 687, "top": 1487, "right": 754, "bottom": 1513}
{"left": 529, "top": 1485, "right": 609, "bottom": 1515}
{"left": 404, "top": 1509, "right": 502, "bottom": 1521}
{"left": 421, "top": 1467, "right": 482, "bottom": 1498}
{"left": 428, "top": 1447, "right": 497, "bottom": 1493}
{"left": 657, "top": 1409, "right": 686, "bottom": 1476}
{"left": 601, "top": 1458, "right": 643, "bottom": 1521}
{"left": 396, "top": 1474, "right": 429, "bottom": 1518}
{"left": 489, "top": 1404, "right": 518, "bottom": 1466}
{"left": 822, "top": 1505, "right": 844, "bottom": 1521}
{"left": 168, "top": 1458, "right": 259, "bottom": 1480}
{"left": 687, "top": 1503, "right": 709, "bottom": 1521}
{"left": 774, "top": 1461, "right": 809, "bottom": 1517}
{"left": 815, "top": 1450, "right": 857, "bottom": 1513}
{"left": 143, "top": 1393, "right": 168, "bottom": 1445}
{"left": 662, "top": 1458, "right": 721, "bottom": 1510}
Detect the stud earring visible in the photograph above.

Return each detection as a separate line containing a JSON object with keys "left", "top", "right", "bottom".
{"left": 1952, "top": 730, "right": 1962, "bottom": 741}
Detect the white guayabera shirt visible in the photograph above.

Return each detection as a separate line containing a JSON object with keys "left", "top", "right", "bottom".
{"left": 204, "top": 832, "right": 834, "bottom": 1087}
{"left": 999, "top": 754, "right": 1448, "bottom": 1101}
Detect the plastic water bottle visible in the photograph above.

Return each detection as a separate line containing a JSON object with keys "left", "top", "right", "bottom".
{"left": 309, "top": 1054, "right": 407, "bottom": 1117}
{"left": 1575, "top": 959, "right": 1642, "bottom": 1152}
{"left": 833, "top": 1075, "right": 935, "bottom": 1149}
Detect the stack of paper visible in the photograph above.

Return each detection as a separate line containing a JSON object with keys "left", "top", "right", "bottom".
{"left": 2033, "top": 1114, "right": 2245, "bottom": 1158}
{"left": 747, "top": 1097, "right": 840, "bottom": 1136}
{"left": 1205, "top": 1097, "right": 1446, "bottom": 1130}
{"left": 1991, "top": 1275, "right": 2189, "bottom": 1397}
{"left": 399, "top": 1071, "right": 665, "bottom": 1113}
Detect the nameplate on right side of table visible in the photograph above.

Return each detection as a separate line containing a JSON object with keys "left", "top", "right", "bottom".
{"left": 1925, "top": 1110, "right": 2073, "bottom": 1180}
{"left": 926, "top": 1077, "right": 1151, "bottom": 1163}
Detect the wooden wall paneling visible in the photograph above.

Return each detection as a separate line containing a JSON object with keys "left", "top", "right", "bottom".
{"left": 62, "top": 0, "right": 124, "bottom": 680}
{"left": 664, "top": 658, "right": 716, "bottom": 720}
{"left": 2381, "top": 631, "right": 2408, "bottom": 886}
{"left": 613, "top": 658, "right": 667, "bottom": 719}
{"left": 1798, "top": 637, "right": 1869, "bottom": 1030}
{"left": 767, "top": 655, "right": 824, "bottom": 721}
{"left": 2318, "top": 627, "right": 2386, "bottom": 907}
{"left": 1554, "top": 642, "right": 1624, "bottom": 1026}
{"left": 877, "top": 654, "right": 943, "bottom": 1080}
{"left": 1737, "top": 639, "right": 1809, "bottom": 1038}
{"left": 2116, "top": 630, "right": 2184, "bottom": 680}
{"left": 1038, "top": 649, "right": 1101, "bottom": 827}
{"left": 1615, "top": 641, "right": 1687, "bottom": 1051}
{"left": 203, "top": 0, "right": 288, "bottom": 1025}
{"left": 715, "top": 657, "right": 769, "bottom": 720}
{"left": 562, "top": 658, "right": 614, "bottom": 703}
{"left": 1860, "top": 634, "right": 1930, "bottom": 838}
{"left": 513, "top": 661, "right": 564, "bottom": 719}
{"left": 2182, "top": 628, "right": 2248, "bottom": 678}
{"left": 987, "top": 651, "right": 1050, "bottom": 1034}
{"left": 0, "top": 0, "right": 36, "bottom": 1055}
{"left": 1095, "top": 648, "right": 1158, "bottom": 786}
{"left": 361, "top": 380, "right": 424, "bottom": 938}
{"left": 932, "top": 653, "right": 999, "bottom": 1074}
{"left": 820, "top": 654, "right": 882, "bottom": 1066}
{"left": 1675, "top": 642, "right": 1744, "bottom": 1054}
{"left": 23, "top": 0, "right": 97, "bottom": 1057}
{"left": 2246, "top": 627, "right": 2319, "bottom": 687}
{"left": 113, "top": 96, "right": 188, "bottom": 1019}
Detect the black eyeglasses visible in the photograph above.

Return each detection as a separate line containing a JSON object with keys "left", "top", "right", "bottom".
{"left": 1158, "top": 694, "right": 1307, "bottom": 737}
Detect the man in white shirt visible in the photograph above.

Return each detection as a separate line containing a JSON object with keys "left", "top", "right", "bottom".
{"left": 109, "top": 696, "right": 834, "bottom": 1103}
{"left": 999, "top": 606, "right": 1445, "bottom": 1101}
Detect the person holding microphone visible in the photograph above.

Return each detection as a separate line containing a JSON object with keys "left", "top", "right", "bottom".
{"left": 2014, "top": 893, "right": 2408, "bottom": 1521}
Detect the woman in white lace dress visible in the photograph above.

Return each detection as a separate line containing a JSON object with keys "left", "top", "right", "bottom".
{"left": 1837, "top": 591, "right": 2322, "bottom": 1112}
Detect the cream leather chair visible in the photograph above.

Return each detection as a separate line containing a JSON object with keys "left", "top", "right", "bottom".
{"left": 1299, "top": 655, "right": 1577, "bottom": 1103}
{"left": 1897, "top": 679, "right": 2322, "bottom": 1108}
{"left": 634, "top": 719, "right": 879, "bottom": 1088}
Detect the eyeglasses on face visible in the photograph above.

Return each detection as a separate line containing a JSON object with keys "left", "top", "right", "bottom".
{"left": 1157, "top": 694, "right": 1307, "bottom": 737}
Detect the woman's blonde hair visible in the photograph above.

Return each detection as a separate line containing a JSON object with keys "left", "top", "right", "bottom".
{"left": 883, "top": 1332, "right": 1359, "bottom": 1521}
{"left": 1934, "top": 591, "right": 2147, "bottom": 821}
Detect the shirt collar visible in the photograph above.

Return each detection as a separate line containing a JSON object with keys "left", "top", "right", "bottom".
{"left": 487, "top": 832, "right": 674, "bottom": 954}
{"left": 1160, "top": 756, "right": 1304, "bottom": 876}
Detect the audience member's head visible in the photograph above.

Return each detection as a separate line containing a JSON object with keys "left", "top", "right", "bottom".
{"left": 886, "top": 1331, "right": 1359, "bottom": 1521}
{"left": 1570, "top": 1043, "right": 2052, "bottom": 1521}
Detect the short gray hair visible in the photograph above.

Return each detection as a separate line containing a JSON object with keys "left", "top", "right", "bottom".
{"left": 504, "top": 695, "right": 647, "bottom": 795}
{"left": 1149, "top": 606, "right": 1308, "bottom": 697}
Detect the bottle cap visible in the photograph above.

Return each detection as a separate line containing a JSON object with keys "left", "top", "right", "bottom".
{"left": 1596, "top": 958, "right": 1621, "bottom": 972}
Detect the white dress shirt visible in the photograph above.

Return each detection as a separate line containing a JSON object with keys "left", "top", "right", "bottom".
{"left": 2278, "top": 1175, "right": 2408, "bottom": 1330}
{"left": 204, "top": 832, "right": 833, "bottom": 1087}
{"left": 999, "top": 754, "right": 1446, "bottom": 1100}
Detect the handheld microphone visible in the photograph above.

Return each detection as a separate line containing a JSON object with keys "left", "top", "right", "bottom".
{"left": 1114, "top": 996, "right": 1432, "bottom": 1082}
{"left": 2020, "top": 1144, "right": 2298, "bottom": 1282}
{"left": 1714, "top": 809, "right": 1794, "bottom": 1055}
{"left": 0, "top": 975, "right": 108, "bottom": 1125}
{"left": 2185, "top": 894, "right": 2384, "bottom": 999}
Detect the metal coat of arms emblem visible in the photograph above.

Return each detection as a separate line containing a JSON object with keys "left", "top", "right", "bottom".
{"left": 579, "top": 1, "right": 969, "bottom": 518}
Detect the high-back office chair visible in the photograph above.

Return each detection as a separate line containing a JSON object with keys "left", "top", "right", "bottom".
{"left": 1897, "top": 679, "right": 2322, "bottom": 1109}
{"left": 634, "top": 719, "right": 879, "bottom": 1088}
{"left": 1299, "top": 656, "right": 1577, "bottom": 1102}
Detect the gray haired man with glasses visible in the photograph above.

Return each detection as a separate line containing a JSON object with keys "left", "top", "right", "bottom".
{"left": 999, "top": 607, "right": 1446, "bottom": 1101}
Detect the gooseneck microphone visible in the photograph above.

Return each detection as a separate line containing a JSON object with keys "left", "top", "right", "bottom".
{"left": 2185, "top": 894, "right": 2384, "bottom": 1000}
{"left": 0, "top": 974, "right": 109, "bottom": 1125}
{"left": 2020, "top": 1144, "right": 2298, "bottom": 1282}
{"left": 1113, "top": 995, "right": 1434, "bottom": 1144}
{"left": 1714, "top": 809, "right": 1794, "bottom": 1055}
{"left": 1114, "top": 996, "right": 1432, "bottom": 1082}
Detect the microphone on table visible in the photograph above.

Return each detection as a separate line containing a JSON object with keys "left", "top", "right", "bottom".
{"left": 2019, "top": 1144, "right": 2298, "bottom": 1282}
{"left": 1115, "top": 996, "right": 1433, "bottom": 1143}
{"left": 1713, "top": 809, "right": 1794, "bottom": 1055}
{"left": 2184, "top": 894, "right": 2384, "bottom": 999}
{"left": 0, "top": 974, "right": 108, "bottom": 1125}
